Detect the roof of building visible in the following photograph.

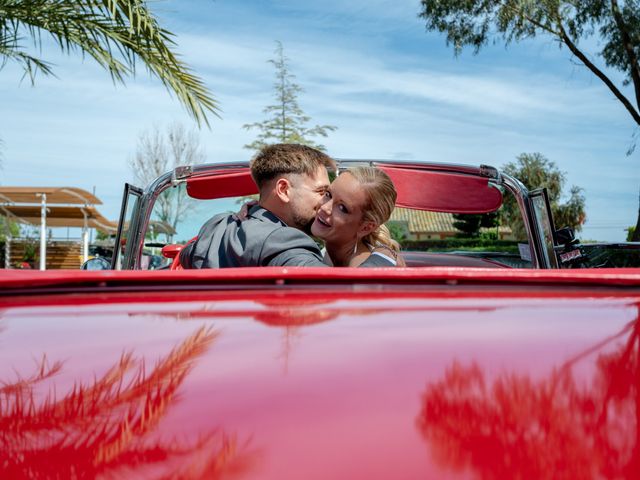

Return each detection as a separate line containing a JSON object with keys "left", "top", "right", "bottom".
{"left": 390, "top": 208, "right": 512, "bottom": 235}
{"left": 0, "top": 205, "right": 116, "bottom": 233}
{"left": 390, "top": 208, "right": 456, "bottom": 233}
{"left": 0, "top": 187, "right": 101, "bottom": 205}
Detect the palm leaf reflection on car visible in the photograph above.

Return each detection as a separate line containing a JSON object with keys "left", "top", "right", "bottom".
{"left": 417, "top": 304, "right": 640, "bottom": 478}
{"left": 0, "top": 326, "right": 245, "bottom": 479}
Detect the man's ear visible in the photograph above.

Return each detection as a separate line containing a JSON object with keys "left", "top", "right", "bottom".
{"left": 358, "top": 221, "right": 377, "bottom": 238}
{"left": 274, "top": 178, "right": 292, "bottom": 203}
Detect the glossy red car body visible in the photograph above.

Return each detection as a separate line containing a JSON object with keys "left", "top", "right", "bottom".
{"left": 2, "top": 267, "right": 639, "bottom": 479}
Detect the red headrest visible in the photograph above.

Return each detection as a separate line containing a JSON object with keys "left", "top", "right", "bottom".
{"left": 187, "top": 170, "right": 258, "bottom": 200}
{"left": 380, "top": 166, "right": 502, "bottom": 213}
{"left": 186, "top": 166, "right": 502, "bottom": 213}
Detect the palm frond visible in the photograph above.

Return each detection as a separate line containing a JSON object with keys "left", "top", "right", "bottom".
{"left": 0, "top": 0, "right": 218, "bottom": 126}
{"left": 0, "top": 326, "right": 243, "bottom": 478}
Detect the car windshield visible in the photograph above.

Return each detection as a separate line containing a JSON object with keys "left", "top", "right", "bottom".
{"left": 140, "top": 182, "right": 533, "bottom": 269}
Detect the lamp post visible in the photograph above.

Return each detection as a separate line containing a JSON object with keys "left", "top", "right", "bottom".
{"left": 39, "top": 193, "right": 47, "bottom": 270}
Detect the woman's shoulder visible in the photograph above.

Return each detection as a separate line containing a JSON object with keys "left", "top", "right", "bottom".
{"left": 348, "top": 242, "right": 404, "bottom": 267}
{"left": 348, "top": 250, "right": 372, "bottom": 267}
{"left": 369, "top": 242, "right": 406, "bottom": 267}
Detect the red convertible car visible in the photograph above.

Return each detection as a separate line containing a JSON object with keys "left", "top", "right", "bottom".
{"left": 1, "top": 267, "right": 639, "bottom": 478}
{"left": 1, "top": 160, "right": 639, "bottom": 478}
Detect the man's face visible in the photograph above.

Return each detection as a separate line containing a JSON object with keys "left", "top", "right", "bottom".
{"left": 287, "top": 166, "right": 330, "bottom": 234}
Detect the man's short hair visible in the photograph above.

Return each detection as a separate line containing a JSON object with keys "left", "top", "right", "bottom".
{"left": 250, "top": 144, "right": 336, "bottom": 189}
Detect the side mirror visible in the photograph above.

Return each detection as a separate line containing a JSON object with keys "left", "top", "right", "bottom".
{"left": 555, "top": 227, "right": 576, "bottom": 247}
{"left": 161, "top": 243, "right": 185, "bottom": 259}
{"left": 81, "top": 257, "right": 111, "bottom": 270}
{"left": 555, "top": 227, "right": 584, "bottom": 269}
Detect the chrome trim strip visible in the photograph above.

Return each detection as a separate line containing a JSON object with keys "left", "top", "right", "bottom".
{"left": 499, "top": 172, "right": 544, "bottom": 268}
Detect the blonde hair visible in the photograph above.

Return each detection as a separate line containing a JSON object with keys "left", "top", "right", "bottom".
{"left": 344, "top": 166, "right": 400, "bottom": 252}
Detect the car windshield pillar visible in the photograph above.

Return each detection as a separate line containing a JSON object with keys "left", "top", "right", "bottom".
{"left": 126, "top": 172, "right": 176, "bottom": 269}
{"left": 500, "top": 173, "right": 548, "bottom": 268}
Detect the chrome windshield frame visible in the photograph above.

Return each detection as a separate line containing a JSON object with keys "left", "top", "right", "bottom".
{"left": 120, "top": 160, "right": 546, "bottom": 269}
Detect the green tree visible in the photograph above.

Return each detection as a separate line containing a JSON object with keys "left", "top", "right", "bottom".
{"left": 244, "top": 41, "right": 337, "bottom": 152}
{"left": 453, "top": 213, "right": 498, "bottom": 238}
{"left": 0, "top": 0, "right": 218, "bottom": 126}
{"left": 95, "top": 229, "right": 111, "bottom": 241}
{"left": 0, "top": 216, "right": 20, "bottom": 242}
{"left": 501, "top": 153, "right": 586, "bottom": 239}
{"left": 419, "top": 0, "right": 640, "bottom": 240}
{"left": 386, "top": 222, "right": 408, "bottom": 246}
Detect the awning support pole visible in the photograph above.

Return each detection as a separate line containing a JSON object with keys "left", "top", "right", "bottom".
{"left": 4, "top": 235, "right": 10, "bottom": 269}
{"left": 82, "top": 210, "right": 89, "bottom": 263}
{"left": 40, "top": 193, "right": 47, "bottom": 270}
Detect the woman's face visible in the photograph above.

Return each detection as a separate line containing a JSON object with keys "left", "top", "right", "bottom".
{"left": 311, "top": 172, "right": 375, "bottom": 244}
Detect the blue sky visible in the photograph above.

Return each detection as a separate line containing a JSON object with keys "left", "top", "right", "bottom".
{"left": 0, "top": 0, "right": 638, "bottom": 241}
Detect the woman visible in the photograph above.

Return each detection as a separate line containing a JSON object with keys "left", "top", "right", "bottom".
{"left": 311, "top": 166, "right": 404, "bottom": 267}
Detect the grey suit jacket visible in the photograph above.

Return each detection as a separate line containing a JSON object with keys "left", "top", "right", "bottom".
{"left": 180, "top": 205, "right": 393, "bottom": 268}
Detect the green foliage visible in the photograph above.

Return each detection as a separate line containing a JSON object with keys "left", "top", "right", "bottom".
{"left": 419, "top": 1, "right": 640, "bottom": 127}
{"left": 479, "top": 229, "right": 498, "bottom": 242}
{"left": 0, "top": 216, "right": 20, "bottom": 241}
{"left": 95, "top": 230, "right": 111, "bottom": 241}
{"left": 244, "top": 41, "right": 337, "bottom": 152}
{"left": 627, "top": 226, "right": 636, "bottom": 241}
{"left": 0, "top": 0, "right": 218, "bottom": 126}
{"left": 386, "top": 222, "right": 407, "bottom": 245}
{"left": 452, "top": 212, "right": 498, "bottom": 238}
{"left": 404, "top": 238, "right": 520, "bottom": 252}
{"left": 22, "top": 238, "right": 37, "bottom": 262}
{"left": 501, "top": 153, "right": 586, "bottom": 239}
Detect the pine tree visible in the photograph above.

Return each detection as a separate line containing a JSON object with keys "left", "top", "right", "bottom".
{"left": 244, "top": 41, "right": 336, "bottom": 152}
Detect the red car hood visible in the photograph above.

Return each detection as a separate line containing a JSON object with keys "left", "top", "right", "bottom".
{"left": 1, "top": 268, "right": 639, "bottom": 478}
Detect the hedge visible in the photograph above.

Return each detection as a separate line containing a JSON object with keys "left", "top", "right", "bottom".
{"left": 401, "top": 239, "right": 521, "bottom": 253}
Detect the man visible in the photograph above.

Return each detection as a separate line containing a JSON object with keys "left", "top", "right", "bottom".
{"left": 180, "top": 143, "right": 393, "bottom": 268}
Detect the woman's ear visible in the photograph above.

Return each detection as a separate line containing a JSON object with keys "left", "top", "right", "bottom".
{"left": 274, "top": 178, "right": 291, "bottom": 203}
{"left": 358, "top": 221, "right": 377, "bottom": 238}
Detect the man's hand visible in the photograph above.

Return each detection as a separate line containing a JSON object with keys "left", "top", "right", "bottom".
{"left": 233, "top": 200, "right": 259, "bottom": 221}
{"left": 370, "top": 245, "right": 405, "bottom": 267}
